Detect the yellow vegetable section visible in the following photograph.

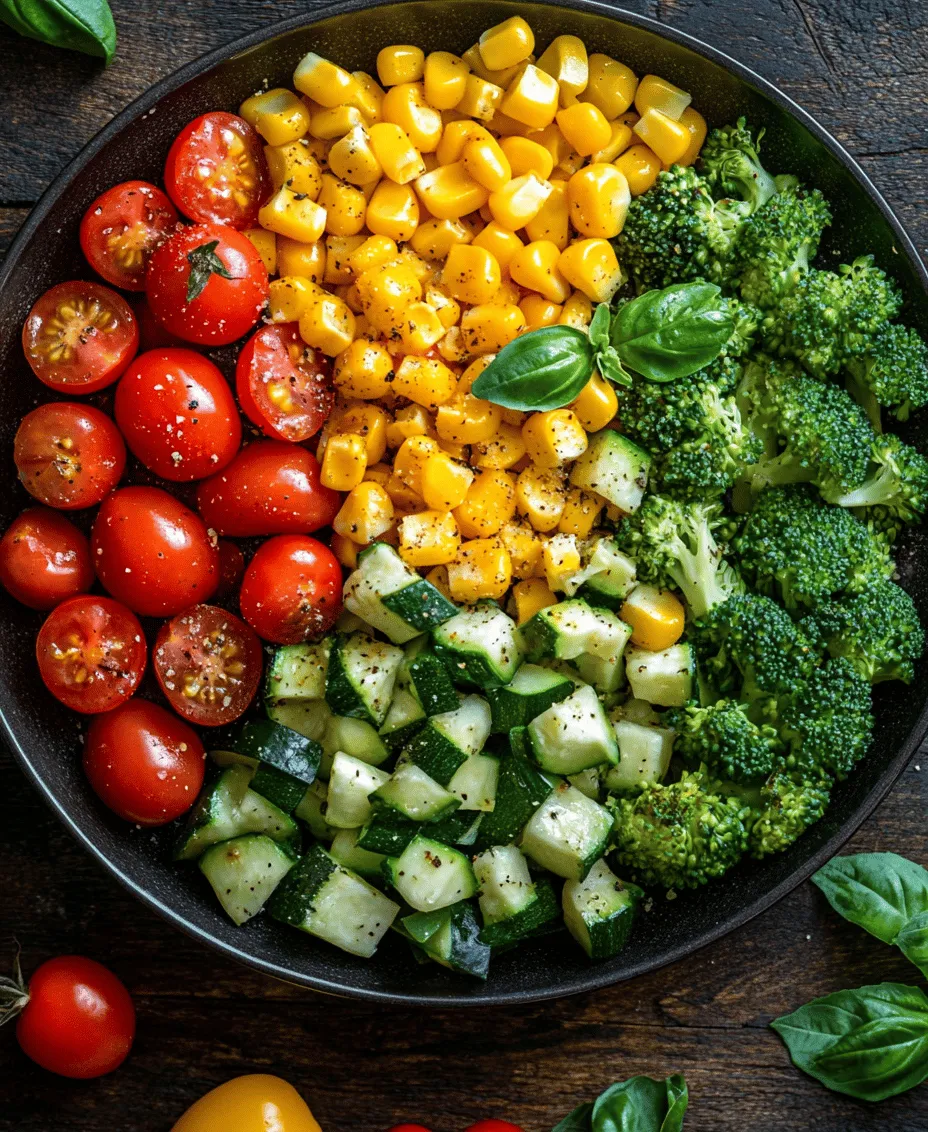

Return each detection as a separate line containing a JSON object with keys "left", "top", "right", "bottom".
{"left": 171, "top": 1074, "right": 322, "bottom": 1132}
{"left": 246, "top": 25, "right": 707, "bottom": 606}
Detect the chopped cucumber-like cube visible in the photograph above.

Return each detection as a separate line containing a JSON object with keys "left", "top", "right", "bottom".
{"left": 567, "top": 766, "right": 602, "bottom": 800}
{"left": 474, "top": 743, "right": 554, "bottom": 851}
{"left": 564, "top": 537, "right": 637, "bottom": 604}
{"left": 472, "top": 845, "right": 561, "bottom": 947}
{"left": 521, "top": 782, "right": 612, "bottom": 881}
{"left": 528, "top": 684, "right": 619, "bottom": 775}
{"left": 405, "top": 646, "right": 460, "bottom": 715}
{"left": 358, "top": 807, "right": 482, "bottom": 857}
{"left": 562, "top": 858, "right": 642, "bottom": 959}
{"left": 605, "top": 720, "right": 675, "bottom": 791}
{"left": 520, "top": 599, "right": 630, "bottom": 663}
{"left": 484, "top": 663, "right": 573, "bottom": 733}
{"left": 325, "top": 752, "right": 391, "bottom": 829}
{"left": 175, "top": 766, "right": 299, "bottom": 861}
{"left": 294, "top": 779, "right": 337, "bottom": 841}
{"left": 372, "top": 762, "right": 460, "bottom": 822}
{"left": 383, "top": 835, "right": 477, "bottom": 912}
{"left": 402, "top": 902, "right": 490, "bottom": 979}
{"left": 343, "top": 542, "right": 457, "bottom": 644}
{"left": 625, "top": 643, "right": 694, "bottom": 707}
{"left": 321, "top": 714, "right": 390, "bottom": 767}
{"left": 569, "top": 428, "right": 650, "bottom": 514}
{"left": 199, "top": 834, "right": 296, "bottom": 925}
{"left": 265, "top": 640, "right": 330, "bottom": 703}
{"left": 266, "top": 697, "right": 332, "bottom": 743}
{"left": 379, "top": 686, "right": 427, "bottom": 751}
{"left": 402, "top": 695, "right": 492, "bottom": 785}
{"left": 432, "top": 603, "right": 523, "bottom": 688}
{"left": 572, "top": 649, "right": 627, "bottom": 694}
{"left": 325, "top": 632, "right": 403, "bottom": 727}
{"left": 329, "top": 827, "right": 387, "bottom": 879}
{"left": 447, "top": 753, "right": 499, "bottom": 812}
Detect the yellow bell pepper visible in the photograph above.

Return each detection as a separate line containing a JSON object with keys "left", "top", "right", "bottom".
{"left": 171, "top": 1075, "right": 322, "bottom": 1132}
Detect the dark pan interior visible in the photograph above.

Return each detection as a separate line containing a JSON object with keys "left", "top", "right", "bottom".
{"left": 2, "top": 0, "right": 927, "bottom": 1006}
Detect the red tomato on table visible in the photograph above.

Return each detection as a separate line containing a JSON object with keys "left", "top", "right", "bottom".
{"left": 22, "top": 281, "right": 138, "bottom": 393}
{"left": 464, "top": 1122, "right": 526, "bottom": 1132}
{"left": 14, "top": 401, "right": 126, "bottom": 510}
{"left": 197, "top": 441, "right": 340, "bottom": 537}
{"left": 83, "top": 698, "right": 205, "bottom": 824}
{"left": 91, "top": 486, "right": 219, "bottom": 617}
{"left": 114, "top": 348, "right": 241, "bottom": 481}
{"left": 236, "top": 323, "right": 334, "bottom": 442}
{"left": 79, "top": 180, "right": 178, "bottom": 291}
{"left": 239, "top": 534, "right": 342, "bottom": 644}
{"left": 0, "top": 508, "right": 94, "bottom": 609}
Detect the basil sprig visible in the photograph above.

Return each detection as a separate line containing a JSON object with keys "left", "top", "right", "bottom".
{"left": 0, "top": 0, "right": 116, "bottom": 62}
{"left": 552, "top": 1074, "right": 688, "bottom": 1132}
{"left": 470, "top": 324, "right": 594, "bottom": 412}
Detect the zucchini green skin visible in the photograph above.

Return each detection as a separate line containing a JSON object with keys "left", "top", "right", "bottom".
{"left": 431, "top": 604, "right": 522, "bottom": 689}
{"left": 228, "top": 718, "right": 322, "bottom": 813}
{"left": 402, "top": 902, "right": 491, "bottom": 979}
{"left": 324, "top": 633, "right": 402, "bottom": 726}
{"left": 407, "top": 652, "right": 460, "bottom": 715}
{"left": 473, "top": 743, "right": 554, "bottom": 851}
{"left": 401, "top": 723, "right": 469, "bottom": 786}
{"left": 250, "top": 764, "right": 309, "bottom": 814}
{"left": 484, "top": 666, "right": 574, "bottom": 733}
{"left": 198, "top": 834, "right": 297, "bottom": 925}
{"left": 479, "top": 878, "right": 560, "bottom": 948}
{"left": 358, "top": 808, "right": 482, "bottom": 856}
{"left": 382, "top": 577, "right": 458, "bottom": 631}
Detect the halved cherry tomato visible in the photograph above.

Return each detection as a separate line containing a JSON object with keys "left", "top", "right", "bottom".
{"left": 92, "top": 486, "right": 219, "bottom": 617}
{"left": 216, "top": 539, "right": 245, "bottom": 600}
{"left": 154, "top": 604, "right": 262, "bottom": 727}
{"left": 14, "top": 955, "right": 135, "bottom": 1079}
{"left": 83, "top": 698, "right": 205, "bottom": 825}
{"left": 14, "top": 401, "right": 126, "bottom": 510}
{"left": 239, "top": 534, "right": 342, "bottom": 644}
{"left": 171, "top": 1075, "right": 321, "bottom": 1132}
{"left": 464, "top": 1122, "right": 526, "bottom": 1132}
{"left": 79, "top": 180, "right": 178, "bottom": 291}
{"left": 22, "top": 281, "right": 139, "bottom": 393}
{"left": 164, "top": 112, "right": 270, "bottom": 229}
{"left": 145, "top": 222, "right": 269, "bottom": 346}
{"left": 236, "top": 324, "right": 334, "bottom": 442}
{"left": 114, "top": 348, "right": 241, "bottom": 481}
{"left": 36, "top": 595, "right": 146, "bottom": 713}
{"left": 197, "top": 441, "right": 340, "bottom": 537}
{"left": 0, "top": 508, "right": 94, "bottom": 610}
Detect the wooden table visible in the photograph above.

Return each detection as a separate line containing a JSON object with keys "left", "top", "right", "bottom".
{"left": 2, "top": 1, "right": 927, "bottom": 1128}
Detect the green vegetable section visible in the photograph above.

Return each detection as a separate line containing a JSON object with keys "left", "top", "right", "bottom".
{"left": 553, "top": 1074, "right": 688, "bottom": 1132}
{"left": 0, "top": 0, "right": 116, "bottom": 61}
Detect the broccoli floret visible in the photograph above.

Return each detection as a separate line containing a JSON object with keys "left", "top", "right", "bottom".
{"left": 700, "top": 117, "right": 793, "bottom": 214}
{"left": 609, "top": 768, "right": 751, "bottom": 889}
{"left": 615, "top": 494, "right": 742, "bottom": 618}
{"left": 744, "top": 768, "right": 832, "bottom": 859}
{"left": 735, "top": 484, "right": 893, "bottom": 610}
{"left": 846, "top": 323, "right": 928, "bottom": 422}
{"left": 780, "top": 656, "right": 874, "bottom": 779}
{"left": 820, "top": 433, "right": 928, "bottom": 534}
{"left": 666, "top": 699, "right": 782, "bottom": 784}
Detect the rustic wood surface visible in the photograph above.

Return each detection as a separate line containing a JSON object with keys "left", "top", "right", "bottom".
{"left": 1, "top": 1, "right": 928, "bottom": 1128}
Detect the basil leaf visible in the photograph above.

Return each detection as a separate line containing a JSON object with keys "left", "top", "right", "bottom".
{"left": 588, "top": 302, "right": 611, "bottom": 351}
{"left": 588, "top": 303, "right": 632, "bottom": 388}
{"left": 611, "top": 282, "right": 734, "bottom": 383}
{"left": 812, "top": 852, "right": 928, "bottom": 945}
{"left": 186, "top": 240, "right": 236, "bottom": 304}
{"left": 470, "top": 325, "right": 593, "bottom": 411}
{"left": 896, "top": 911, "right": 928, "bottom": 977}
{"left": 590, "top": 1074, "right": 688, "bottom": 1132}
{"left": 551, "top": 1103, "right": 593, "bottom": 1132}
{"left": 0, "top": 0, "right": 116, "bottom": 61}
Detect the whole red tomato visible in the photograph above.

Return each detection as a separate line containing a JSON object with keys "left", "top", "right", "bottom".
{"left": 145, "top": 222, "right": 268, "bottom": 346}
{"left": 387, "top": 1125, "right": 434, "bottom": 1132}
{"left": 0, "top": 508, "right": 94, "bottom": 609}
{"left": 114, "top": 348, "right": 241, "bottom": 481}
{"left": 236, "top": 323, "right": 334, "bottom": 442}
{"left": 239, "top": 534, "right": 342, "bottom": 644}
{"left": 83, "top": 698, "right": 205, "bottom": 825}
{"left": 91, "top": 486, "right": 219, "bottom": 617}
{"left": 14, "top": 955, "right": 135, "bottom": 1079}
{"left": 79, "top": 180, "right": 178, "bottom": 291}
{"left": 464, "top": 1122, "right": 526, "bottom": 1132}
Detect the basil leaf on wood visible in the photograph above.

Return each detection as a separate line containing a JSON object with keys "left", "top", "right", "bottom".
{"left": 812, "top": 852, "right": 928, "bottom": 945}
{"left": 0, "top": 0, "right": 116, "bottom": 61}
{"left": 896, "top": 911, "right": 928, "bottom": 977}
{"left": 470, "top": 325, "right": 593, "bottom": 411}
{"left": 551, "top": 1103, "right": 594, "bottom": 1132}
{"left": 186, "top": 240, "right": 236, "bottom": 303}
{"left": 590, "top": 1074, "right": 688, "bottom": 1132}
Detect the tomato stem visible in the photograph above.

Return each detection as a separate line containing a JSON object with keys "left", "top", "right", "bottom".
{"left": 0, "top": 948, "right": 29, "bottom": 1028}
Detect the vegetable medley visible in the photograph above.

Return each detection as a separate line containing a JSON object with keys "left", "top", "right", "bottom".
{"left": 5, "top": 13, "right": 927, "bottom": 980}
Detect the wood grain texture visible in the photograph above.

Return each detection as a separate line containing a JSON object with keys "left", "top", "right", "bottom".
{"left": 1, "top": 1, "right": 928, "bottom": 1129}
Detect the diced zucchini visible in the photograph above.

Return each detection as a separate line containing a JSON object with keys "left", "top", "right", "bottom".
{"left": 402, "top": 902, "right": 491, "bottom": 979}
{"left": 432, "top": 603, "right": 523, "bottom": 688}
{"left": 484, "top": 664, "right": 573, "bottom": 733}
{"left": 567, "top": 766, "right": 602, "bottom": 800}
{"left": 625, "top": 643, "right": 694, "bottom": 707}
{"left": 269, "top": 845, "right": 399, "bottom": 958}
{"left": 572, "top": 650, "right": 626, "bottom": 693}
{"left": 266, "top": 697, "right": 332, "bottom": 743}
{"left": 448, "top": 753, "right": 499, "bottom": 812}
{"left": 474, "top": 743, "right": 554, "bottom": 851}
{"left": 325, "top": 632, "right": 403, "bottom": 726}
{"left": 569, "top": 428, "right": 651, "bottom": 514}
{"left": 520, "top": 599, "right": 631, "bottom": 663}
{"left": 343, "top": 542, "right": 457, "bottom": 644}
{"left": 228, "top": 719, "right": 322, "bottom": 813}
{"left": 372, "top": 762, "right": 460, "bottom": 822}
{"left": 321, "top": 713, "right": 391, "bottom": 768}
{"left": 199, "top": 834, "right": 296, "bottom": 925}
{"left": 564, "top": 537, "right": 637, "bottom": 606}
{"left": 294, "top": 779, "right": 337, "bottom": 840}
{"left": 401, "top": 695, "right": 492, "bottom": 785}
{"left": 404, "top": 642, "right": 460, "bottom": 715}
{"left": 604, "top": 719, "right": 675, "bottom": 791}
{"left": 521, "top": 782, "right": 612, "bottom": 881}
{"left": 358, "top": 807, "right": 482, "bottom": 856}
{"left": 562, "top": 858, "right": 643, "bottom": 959}
{"left": 265, "top": 640, "right": 330, "bottom": 703}
{"left": 383, "top": 835, "right": 477, "bottom": 912}
{"left": 528, "top": 684, "right": 619, "bottom": 775}
{"left": 379, "top": 686, "right": 427, "bottom": 751}
{"left": 473, "top": 845, "right": 561, "bottom": 947}
{"left": 329, "top": 827, "right": 387, "bottom": 879}
{"left": 325, "top": 752, "right": 391, "bottom": 829}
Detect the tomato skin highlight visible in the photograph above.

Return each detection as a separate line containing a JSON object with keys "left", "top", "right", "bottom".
{"left": 170, "top": 1074, "right": 322, "bottom": 1132}
{"left": 0, "top": 507, "right": 94, "bottom": 609}
{"left": 239, "top": 534, "right": 343, "bottom": 645}
{"left": 92, "top": 486, "right": 220, "bottom": 617}
{"left": 22, "top": 281, "right": 139, "bottom": 394}
{"left": 216, "top": 539, "right": 245, "bottom": 600}
{"left": 14, "top": 401, "right": 126, "bottom": 510}
{"left": 83, "top": 698, "right": 206, "bottom": 825}
{"left": 79, "top": 180, "right": 178, "bottom": 291}
{"left": 115, "top": 348, "right": 242, "bottom": 481}
{"left": 145, "top": 222, "right": 269, "bottom": 347}
{"left": 197, "top": 441, "right": 340, "bottom": 537}
{"left": 16, "top": 955, "right": 135, "bottom": 1079}
{"left": 236, "top": 324, "right": 335, "bottom": 442}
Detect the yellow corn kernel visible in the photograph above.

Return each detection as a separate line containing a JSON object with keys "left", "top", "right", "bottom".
{"left": 634, "top": 74, "right": 691, "bottom": 121}
{"left": 385, "top": 475, "right": 426, "bottom": 512}
{"left": 535, "top": 35, "right": 589, "bottom": 101}
{"left": 258, "top": 187, "right": 327, "bottom": 243}
{"left": 327, "top": 126, "right": 382, "bottom": 186}
{"left": 367, "top": 122, "right": 426, "bottom": 185}
{"left": 437, "top": 326, "right": 467, "bottom": 364}
{"left": 331, "top": 401, "right": 389, "bottom": 464}
{"left": 316, "top": 174, "right": 367, "bottom": 236}
{"left": 409, "top": 218, "right": 470, "bottom": 261}
{"left": 400, "top": 302, "right": 446, "bottom": 354}
{"left": 377, "top": 44, "right": 425, "bottom": 87}
{"left": 298, "top": 292, "right": 356, "bottom": 356}
{"left": 471, "top": 222, "right": 525, "bottom": 275}
{"left": 676, "top": 107, "right": 708, "bottom": 167}
{"left": 456, "top": 75, "right": 505, "bottom": 121}
{"left": 558, "top": 238, "right": 624, "bottom": 303}
{"left": 386, "top": 404, "right": 433, "bottom": 448}
{"left": 591, "top": 120, "right": 635, "bottom": 164}
{"left": 500, "top": 408, "right": 527, "bottom": 428}
{"left": 462, "top": 136, "right": 512, "bottom": 192}
{"left": 559, "top": 291, "right": 593, "bottom": 329}
{"left": 382, "top": 82, "right": 443, "bottom": 152}
{"left": 571, "top": 372, "right": 618, "bottom": 432}
{"left": 581, "top": 54, "right": 638, "bottom": 119}
{"left": 322, "top": 235, "right": 364, "bottom": 285}
{"left": 240, "top": 88, "right": 311, "bottom": 146}
{"left": 500, "top": 65, "right": 559, "bottom": 129}
{"left": 442, "top": 244, "right": 502, "bottom": 305}
{"left": 523, "top": 179, "right": 570, "bottom": 250}
{"left": 425, "top": 564, "right": 453, "bottom": 599}
{"left": 244, "top": 227, "right": 277, "bottom": 274}
{"left": 462, "top": 43, "right": 527, "bottom": 88}
{"left": 521, "top": 409, "right": 588, "bottom": 469}
{"left": 394, "top": 247, "right": 432, "bottom": 284}
{"left": 499, "top": 520, "right": 543, "bottom": 579}
{"left": 392, "top": 355, "right": 458, "bottom": 409}
{"left": 454, "top": 469, "right": 517, "bottom": 538}
{"left": 338, "top": 281, "right": 364, "bottom": 314}
{"left": 365, "top": 462, "right": 393, "bottom": 487}
{"left": 414, "top": 162, "right": 489, "bottom": 220}
{"left": 424, "top": 284, "right": 461, "bottom": 329}
{"left": 513, "top": 576, "right": 557, "bottom": 622}
{"left": 435, "top": 120, "right": 493, "bottom": 165}
{"left": 633, "top": 108, "right": 691, "bottom": 166}
{"left": 532, "top": 122, "right": 573, "bottom": 170}
{"left": 487, "top": 279, "right": 522, "bottom": 307}
{"left": 461, "top": 303, "right": 526, "bottom": 355}
{"left": 264, "top": 141, "right": 323, "bottom": 197}
{"left": 435, "top": 392, "right": 500, "bottom": 445}
{"left": 356, "top": 261, "right": 422, "bottom": 334}
{"left": 320, "top": 432, "right": 367, "bottom": 490}
{"left": 509, "top": 240, "right": 570, "bottom": 303}
{"left": 555, "top": 102, "right": 612, "bottom": 158}
{"left": 543, "top": 532, "right": 582, "bottom": 591}
{"left": 479, "top": 16, "right": 534, "bottom": 71}
{"left": 294, "top": 52, "right": 359, "bottom": 108}
{"left": 332, "top": 338, "right": 394, "bottom": 399}
{"left": 488, "top": 173, "right": 553, "bottom": 230}
{"left": 398, "top": 511, "right": 461, "bottom": 567}
{"left": 310, "top": 105, "right": 365, "bottom": 141}
{"left": 347, "top": 235, "right": 399, "bottom": 276}
{"left": 276, "top": 237, "right": 325, "bottom": 281}
{"left": 620, "top": 583, "right": 686, "bottom": 651}
{"left": 333, "top": 481, "right": 395, "bottom": 543}
{"left": 331, "top": 531, "right": 359, "bottom": 568}
{"left": 349, "top": 71, "right": 386, "bottom": 125}
{"left": 393, "top": 434, "right": 441, "bottom": 493}
{"left": 567, "top": 163, "right": 630, "bottom": 239}
{"left": 470, "top": 421, "right": 528, "bottom": 470}
{"left": 422, "top": 51, "right": 470, "bottom": 111}
{"left": 457, "top": 355, "right": 493, "bottom": 393}
{"left": 365, "top": 181, "right": 420, "bottom": 242}
{"left": 484, "top": 110, "right": 534, "bottom": 139}
{"left": 520, "top": 293, "right": 562, "bottom": 331}
{"left": 614, "top": 144, "right": 663, "bottom": 196}
{"left": 516, "top": 465, "right": 567, "bottom": 531}
{"left": 499, "top": 136, "right": 554, "bottom": 180}
{"left": 559, "top": 488, "right": 602, "bottom": 538}
{"left": 421, "top": 451, "right": 475, "bottom": 511}
{"left": 268, "top": 275, "right": 322, "bottom": 323}
{"left": 447, "top": 538, "right": 512, "bottom": 603}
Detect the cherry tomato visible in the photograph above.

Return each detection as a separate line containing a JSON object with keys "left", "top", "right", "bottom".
{"left": 216, "top": 539, "right": 245, "bottom": 600}
{"left": 239, "top": 534, "right": 342, "bottom": 644}
{"left": 15, "top": 955, "right": 135, "bottom": 1079}
{"left": 387, "top": 1125, "right": 434, "bottom": 1132}
{"left": 171, "top": 1075, "right": 321, "bottom": 1132}
{"left": 14, "top": 401, "right": 126, "bottom": 510}
{"left": 83, "top": 698, "right": 205, "bottom": 824}
{"left": 22, "top": 281, "right": 139, "bottom": 393}
{"left": 197, "top": 441, "right": 340, "bottom": 537}
{"left": 464, "top": 1123, "right": 525, "bottom": 1132}
{"left": 114, "top": 348, "right": 242, "bottom": 481}
{"left": 0, "top": 508, "right": 94, "bottom": 609}
{"left": 164, "top": 112, "right": 270, "bottom": 229}
{"left": 36, "top": 595, "right": 146, "bottom": 714}
{"left": 79, "top": 180, "right": 178, "bottom": 291}
{"left": 236, "top": 324, "right": 334, "bottom": 442}
{"left": 145, "top": 222, "right": 269, "bottom": 347}
{"left": 154, "top": 604, "right": 262, "bottom": 727}
{"left": 92, "top": 486, "right": 219, "bottom": 617}
{"left": 134, "top": 295, "right": 185, "bottom": 352}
